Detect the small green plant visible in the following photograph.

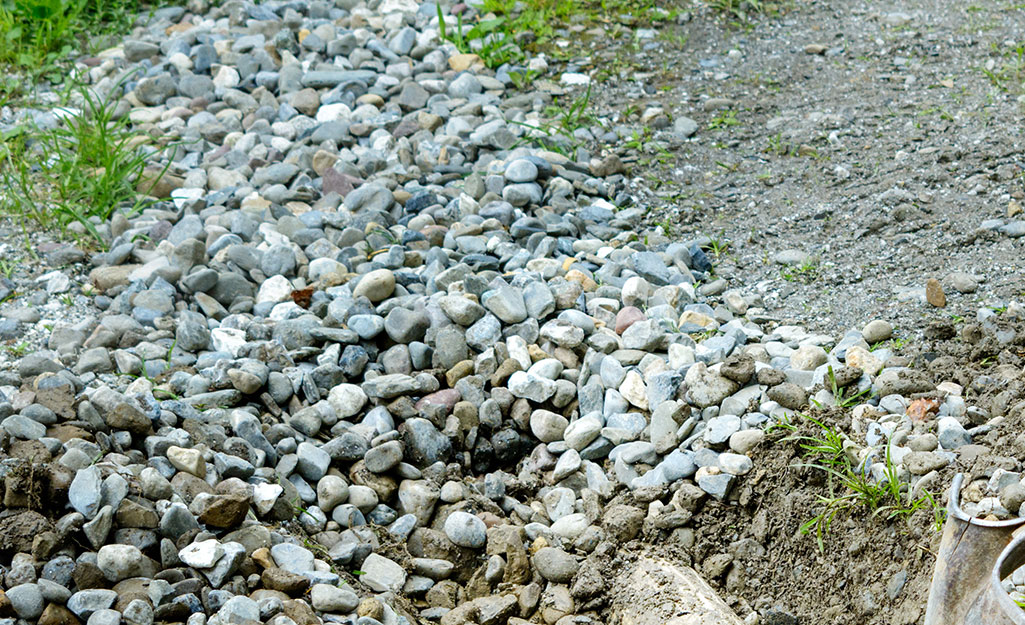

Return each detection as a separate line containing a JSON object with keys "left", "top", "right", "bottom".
{"left": 543, "top": 82, "right": 595, "bottom": 133}
{"left": 0, "top": 79, "right": 175, "bottom": 243}
{"left": 765, "top": 414, "right": 797, "bottom": 435}
{"left": 59, "top": 293, "right": 73, "bottom": 306}
{"left": 510, "top": 83, "right": 594, "bottom": 152}
{"left": 5, "top": 341, "right": 28, "bottom": 356}
{"left": 765, "top": 132, "right": 796, "bottom": 156}
{"left": 780, "top": 259, "right": 818, "bottom": 283}
{"left": 788, "top": 415, "right": 946, "bottom": 551}
{"left": 654, "top": 217, "right": 676, "bottom": 236}
{"left": 437, "top": 4, "right": 522, "bottom": 69}
{"left": 0, "top": 0, "right": 85, "bottom": 68}
{"left": 708, "top": 109, "right": 740, "bottom": 130}
{"left": 704, "top": 0, "right": 767, "bottom": 19}
{"left": 0, "top": 0, "right": 145, "bottom": 97}
{"left": 0, "top": 259, "right": 13, "bottom": 279}
{"left": 981, "top": 43, "right": 1025, "bottom": 93}
{"left": 508, "top": 67, "right": 539, "bottom": 90}
{"left": 870, "top": 336, "right": 908, "bottom": 352}
{"left": 825, "top": 365, "right": 875, "bottom": 409}
{"left": 705, "top": 236, "right": 730, "bottom": 259}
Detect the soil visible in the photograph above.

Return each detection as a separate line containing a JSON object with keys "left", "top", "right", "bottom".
{"left": 530, "top": 4, "right": 1025, "bottom": 617}
{"left": 570, "top": 0, "right": 1025, "bottom": 337}
{"left": 580, "top": 310, "right": 1025, "bottom": 625}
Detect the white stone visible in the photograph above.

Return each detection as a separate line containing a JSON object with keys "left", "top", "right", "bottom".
{"left": 167, "top": 445, "right": 205, "bottom": 477}
{"left": 550, "top": 513, "right": 588, "bottom": 540}
{"left": 560, "top": 72, "right": 591, "bottom": 86}
{"left": 328, "top": 384, "right": 368, "bottom": 418}
{"left": 212, "top": 66, "right": 240, "bottom": 89}
{"left": 179, "top": 539, "right": 224, "bottom": 569}
{"left": 256, "top": 275, "right": 293, "bottom": 305}
{"left": 718, "top": 453, "right": 754, "bottom": 476}
{"left": 211, "top": 328, "right": 247, "bottom": 357}
{"left": 252, "top": 483, "right": 283, "bottom": 516}
{"left": 790, "top": 345, "right": 828, "bottom": 371}
{"left": 619, "top": 370, "right": 648, "bottom": 410}
{"left": 563, "top": 416, "right": 602, "bottom": 451}
{"left": 360, "top": 554, "right": 406, "bottom": 592}
{"left": 316, "top": 103, "right": 352, "bottom": 123}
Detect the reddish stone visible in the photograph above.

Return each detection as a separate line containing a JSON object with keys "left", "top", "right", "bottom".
{"left": 415, "top": 389, "right": 461, "bottom": 414}
{"left": 907, "top": 398, "right": 941, "bottom": 423}
{"left": 615, "top": 306, "right": 646, "bottom": 335}
{"left": 323, "top": 168, "right": 361, "bottom": 197}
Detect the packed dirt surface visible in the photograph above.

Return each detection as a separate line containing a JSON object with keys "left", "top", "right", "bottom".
{"left": 549, "top": 1, "right": 1025, "bottom": 622}
{"left": 579, "top": 0, "right": 1025, "bottom": 335}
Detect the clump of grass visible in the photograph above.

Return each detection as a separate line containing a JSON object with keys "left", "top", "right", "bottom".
{"left": 704, "top": 0, "right": 773, "bottom": 20}
{"left": 824, "top": 365, "right": 875, "bottom": 409}
{"left": 0, "top": 80, "right": 174, "bottom": 244}
{"left": 780, "top": 258, "right": 818, "bottom": 283}
{"left": 510, "top": 83, "right": 596, "bottom": 155}
{"left": 787, "top": 414, "right": 946, "bottom": 551}
{"left": 437, "top": 3, "right": 522, "bottom": 69}
{"left": 708, "top": 110, "right": 741, "bottom": 130}
{"left": 0, "top": 0, "right": 145, "bottom": 100}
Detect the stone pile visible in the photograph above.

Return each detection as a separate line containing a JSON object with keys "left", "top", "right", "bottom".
{"left": 0, "top": 0, "right": 1013, "bottom": 623}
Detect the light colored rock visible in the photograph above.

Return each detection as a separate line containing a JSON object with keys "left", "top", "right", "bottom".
{"left": 179, "top": 540, "right": 224, "bottom": 569}
{"left": 167, "top": 445, "right": 206, "bottom": 477}
{"left": 360, "top": 553, "right": 407, "bottom": 592}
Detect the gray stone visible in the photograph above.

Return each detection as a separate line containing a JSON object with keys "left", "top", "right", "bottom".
{"left": 2, "top": 414, "right": 45, "bottom": 439}
{"left": 360, "top": 553, "right": 406, "bottom": 592}
{"left": 505, "top": 159, "right": 538, "bottom": 183}
{"left": 310, "top": 583, "right": 360, "bottom": 612}
{"left": 482, "top": 286, "right": 527, "bottom": 324}
{"left": 448, "top": 73, "right": 482, "bottom": 97}
{"left": 7, "top": 583, "right": 43, "bottom": 619}
{"left": 443, "top": 511, "right": 487, "bottom": 548}
{"left": 684, "top": 363, "right": 739, "bottom": 408}
{"left": 937, "top": 417, "right": 971, "bottom": 449}
{"left": 296, "top": 441, "right": 331, "bottom": 482}
{"left": 68, "top": 590, "right": 118, "bottom": 619}
{"left": 271, "top": 543, "right": 315, "bottom": 574}
{"left": 69, "top": 465, "right": 103, "bottom": 519}
{"left": 532, "top": 547, "right": 578, "bottom": 582}
{"left": 96, "top": 544, "right": 153, "bottom": 582}
{"left": 364, "top": 440, "right": 403, "bottom": 473}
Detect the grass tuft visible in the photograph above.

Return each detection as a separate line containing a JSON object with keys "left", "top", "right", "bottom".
{"left": 0, "top": 79, "right": 175, "bottom": 245}
{"left": 0, "top": 0, "right": 146, "bottom": 101}
{"left": 786, "top": 414, "right": 946, "bottom": 552}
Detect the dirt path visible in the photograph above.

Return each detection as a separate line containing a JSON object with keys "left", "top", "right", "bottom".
{"left": 583, "top": 0, "right": 1025, "bottom": 337}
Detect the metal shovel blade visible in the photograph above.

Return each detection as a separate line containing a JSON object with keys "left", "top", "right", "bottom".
{"left": 924, "top": 473, "right": 1025, "bottom": 624}
{"left": 963, "top": 529, "right": 1025, "bottom": 624}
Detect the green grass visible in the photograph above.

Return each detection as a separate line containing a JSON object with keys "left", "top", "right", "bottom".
{"left": 780, "top": 258, "right": 819, "bottom": 283}
{"left": 5, "top": 341, "right": 28, "bottom": 356}
{"left": 704, "top": 0, "right": 777, "bottom": 22}
{"left": 0, "top": 80, "right": 175, "bottom": 245}
{"left": 982, "top": 42, "right": 1025, "bottom": 93}
{"left": 787, "top": 414, "right": 946, "bottom": 551}
{"left": 447, "top": 0, "right": 688, "bottom": 72}
{"left": 765, "top": 132, "right": 797, "bottom": 156}
{"left": 824, "top": 365, "right": 875, "bottom": 408}
{"left": 869, "top": 336, "right": 908, "bottom": 351}
{"left": 0, "top": 0, "right": 146, "bottom": 102}
{"left": 708, "top": 110, "right": 741, "bottom": 130}
{"left": 510, "top": 83, "right": 596, "bottom": 155}
{"left": 437, "top": 3, "right": 522, "bottom": 69}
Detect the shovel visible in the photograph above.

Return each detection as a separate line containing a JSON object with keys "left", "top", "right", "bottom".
{"left": 925, "top": 473, "right": 1025, "bottom": 624}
